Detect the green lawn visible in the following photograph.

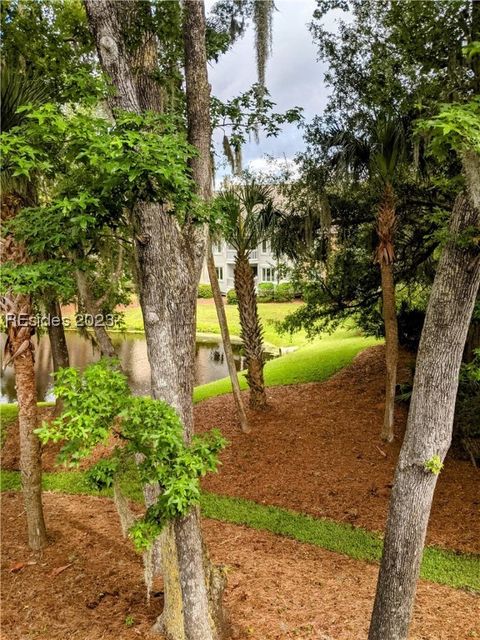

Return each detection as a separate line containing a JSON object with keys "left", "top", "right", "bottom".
{"left": 194, "top": 331, "right": 379, "bottom": 402}
{"left": 1, "top": 469, "right": 478, "bottom": 592}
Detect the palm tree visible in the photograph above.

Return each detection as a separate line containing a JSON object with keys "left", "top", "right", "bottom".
{"left": 1, "top": 67, "right": 48, "bottom": 550}
{"left": 327, "top": 115, "right": 406, "bottom": 442}
{"left": 216, "top": 180, "right": 281, "bottom": 410}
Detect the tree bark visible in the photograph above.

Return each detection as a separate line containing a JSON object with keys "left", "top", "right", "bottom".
{"left": 75, "top": 270, "right": 116, "bottom": 358}
{"left": 379, "top": 261, "right": 398, "bottom": 442}
{"left": 376, "top": 184, "right": 399, "bottom": 443}
{"left": 207, "top": 241, "right": 250, "bottom": 433}
{"left": 234, "top": 253, "right": 267, "bottom": 409}
{"left": 1, "top": 195, "right": 47, "bottom": 551}
{"left": 46, "top": 297, "right": 70, "bottom": 415}
{"left": 84, "top": 2, "right": 225, "bottom": 638}
{"left": 368, "top": 160, "right": 480, "bottom": 640}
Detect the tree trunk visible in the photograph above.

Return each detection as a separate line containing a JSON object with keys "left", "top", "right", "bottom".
{"left": 75, "top": 270, "right": 116, "bottom": 358}
{"left": 1, "top": 195, "right": 47, "bottom": 551}
{"left": 84, "top": 2, "right": 226, "bottom": 638}
{"left": 234, "top": 253, "right": 267, "bottom": 409}
{"left": 379, "top": 261, "right": 398, "bottom": 442}
{"left": 207, "top": 241, "right": 250, "bottom": 433}
{"left": 376, "top": 184, "right": 399, "bottom": 442}
{"left": 368, "top": 159, "right": 480, "bottom": 640}
{"left": 46, "top": 297, "right": 69, "bottom": 415}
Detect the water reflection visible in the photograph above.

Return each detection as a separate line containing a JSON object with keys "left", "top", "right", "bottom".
{"left": 0, "top": 332, "right": 246, "bottom": 403}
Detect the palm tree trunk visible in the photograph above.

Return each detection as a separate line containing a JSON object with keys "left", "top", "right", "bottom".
{"left": 379, "top": 261, "right": 398, "bottom": 442}
{"left": 376, "top": 184, "right": 398, "bottom": 442}
{"left": 368, "top": 169, "right": 480, "bottom": 640}
{"left": 46, "top": 297, "right": 69, "bottom": 416}
{"left": 207, "top": 241, "right": 250, "bottom": 433}
{"left": 8, "top": 302, "right": 48, "bottom": 551}
{"left": 1, "top": 194, "right": 47, "bottom": 551}
{"left": 234, "top": 253, "right": 267, "bottom": 409}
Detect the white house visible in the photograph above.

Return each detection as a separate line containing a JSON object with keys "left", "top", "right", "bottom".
{"left": 200, "top": 239, "right": 290, "bottom": 294}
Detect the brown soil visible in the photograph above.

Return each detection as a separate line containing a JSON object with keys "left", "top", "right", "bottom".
{"left": 1, "top": 492, "right": 479, "bottom": 640}
{"left": 2, "top": 346, "right": 479, "bottom": 554}
{"left": 196, "top": 346, "right": 480, "bottom": 554}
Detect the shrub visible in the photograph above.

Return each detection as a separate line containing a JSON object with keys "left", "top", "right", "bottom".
{"left": 258, "top": 282, "right": 274, "bottom": 302}
{"left": 226, "top": 289, "right": 237, "bottom": 305}
{"left": 198, "top": 284, "right": 213, "bottom": 299}
{"left": 275, "top": 282, "right": 294, "bottom": 302}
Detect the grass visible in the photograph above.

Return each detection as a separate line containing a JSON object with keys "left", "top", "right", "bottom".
{"left": 65, "top": 300, "right": 324, "bottom": 348}
{"left": 193, "top": 332, "right": 379, "bottom": 402}
{"left": 1, "top": 469, "right": 478, "bottom": 592}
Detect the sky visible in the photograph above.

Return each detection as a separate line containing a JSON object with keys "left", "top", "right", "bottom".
{"left": 205, "top": 0, "right": 337, "bottom": 177}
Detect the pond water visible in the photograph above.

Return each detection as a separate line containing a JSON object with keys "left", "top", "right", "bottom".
{"left": 0, "top": 332, "right": 247, "bottom": 404}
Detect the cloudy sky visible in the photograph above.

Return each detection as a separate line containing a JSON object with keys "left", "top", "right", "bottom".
{"left": 205, "top": 0, "right": 338, "bottom": 176}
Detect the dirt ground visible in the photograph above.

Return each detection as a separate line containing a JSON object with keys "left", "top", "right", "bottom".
{"left": 196, "top": 346, "right": 480, "bottom": 554}
{"left": 1, "top": 492, "right": 479, "bottom": 640}
{"left": 2, "top": 346, "right": 479, "bottom": 553}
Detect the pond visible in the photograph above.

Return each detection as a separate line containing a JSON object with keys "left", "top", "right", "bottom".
{"left": 0, "top": 332, "right": 247, "bottom": 404}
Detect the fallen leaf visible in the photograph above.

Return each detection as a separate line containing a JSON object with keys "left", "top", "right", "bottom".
{"left": 9, "top": 561, "right": 36, "bottom": 573}
{"left": 50, "top": 563, "right": 73, "bottom": 577}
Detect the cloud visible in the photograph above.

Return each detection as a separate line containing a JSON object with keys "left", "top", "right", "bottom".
{"left": 206, "top": 0, "right": 336, "bottom": 175}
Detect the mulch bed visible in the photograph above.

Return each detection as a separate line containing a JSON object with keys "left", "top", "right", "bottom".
{"left": 2, "top": 345, "right": 479, "bottom": 555}
{"left": 195, "top": 346, "right": 480, "bottom": 554}
{"left": 1, "top": 492, "right": 479, "bottom": 640}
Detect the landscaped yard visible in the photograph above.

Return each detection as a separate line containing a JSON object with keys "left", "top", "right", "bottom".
{"left": 63, "top": 299, "right": 318, "bottom": 348}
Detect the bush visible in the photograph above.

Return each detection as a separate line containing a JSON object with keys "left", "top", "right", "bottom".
{"left": 274, "top": 282, "right": 294, "bottom": 302}
{"left": 198, "top": 284, "right": 213, "bottom": 299}
{"left": 226, "top": 289, "right": 237, "bottom": 305}
{"left": 258, "top": 282, "right": 274, "bottom": 302}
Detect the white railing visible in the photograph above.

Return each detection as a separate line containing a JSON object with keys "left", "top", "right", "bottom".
{"left": 226, "top": 249, "right": 236, "bottom": 261}
{"left": 249, "top": 249, "right": 258, "bottom": 260}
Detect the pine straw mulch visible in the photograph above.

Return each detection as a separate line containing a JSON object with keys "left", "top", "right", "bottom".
{"left": 196, "top": 345, "right": 480, "bottom": 554}
{"left": 1, "top": 345, "right": 479, "bottom": 555}
{"left": 1, "top": 492, "right": 479, "bottom": 640}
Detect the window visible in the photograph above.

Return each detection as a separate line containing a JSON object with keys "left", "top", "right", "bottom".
{"left": 214, "top": 241, "right": 223, "bottom": 254}
{"left": 262, "top": 267, "right": 275, "bottom": 282}
{"left": 261, "top": 240, "right": 269, "bottom": 253}
{"left": 216, "top": 266, "right": 224, "bottom": 281}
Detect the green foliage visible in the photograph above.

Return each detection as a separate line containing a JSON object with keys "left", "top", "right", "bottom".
{"left": 0, "top": 260, "right": 76, "bottom": 300}
{"left": 418, "top": 98, "right": 480, "bottom": 159}
{"left": 36, "top": 360, "right": 227, "bottom": 551}
{"left": 0, "top": 0, "right": 98, "bottom": 105}
{"left": 274, "top": 282, "right": 295, "bottom": 302}
{"left": 198, "top": 284, "right": 214, "bottom": 299}
{"left": 226, "top": 289, "right": 238, "bottom": 305}
{"left": 257, "top": 282, "right": 294, "bottom": 303}
{"left": 258, "top": 282, "right": 274, "bottom": 301}
{"left": 423, "top": 455, "right": 444, "bottom": 475}
{"left": 213, "top": 179, "right": 282, "bottom": 258}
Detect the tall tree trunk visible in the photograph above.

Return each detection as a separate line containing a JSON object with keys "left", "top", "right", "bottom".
{"left": 376, "top": 184, "right": 399, "bottom": 442}
{"left": 46, "top": 297, "right": 69, "bottom": 415}
{"left": 75, "top": 270, "right": 116, "bottom": 358}
{"left": 84, "top": 2, "right": 226, "bottom": 638}
{"left": 368, "top": 154, "right": 480, "bottom": 640}
{"left": 379, "top": 261, "right": 398, "bottom": 442}
{"left": 207, "top": 241, "right": 250, "bottom": 433}
{"left": 1, "top": 195, "right": 47, "bottom": 551}
{"left": 234, "top": 253, "right": 267, "bottom": 409}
